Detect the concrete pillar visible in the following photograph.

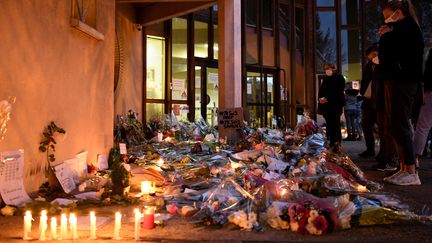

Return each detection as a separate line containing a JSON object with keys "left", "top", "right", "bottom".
{"left": 218, "top": 0, "right": 242, "bottom": 109}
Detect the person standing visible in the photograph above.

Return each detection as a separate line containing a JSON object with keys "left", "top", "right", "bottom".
{"left": 318, "top": 63, "right": 346, "bottom": 147}
{"left": 344, "top": 88, "right": 359, "bottom": 141}
{"left": 378, "top": 0, "right": 424, "bottom": 185}
{"left": 413, "top": 50, "right": 432, "bottom": 164}
{"left": 359, "top": 46, "right": 379, "bottom": 158}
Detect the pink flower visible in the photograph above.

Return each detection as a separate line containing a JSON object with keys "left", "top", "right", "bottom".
{"left": 166, "top": 203, "right": 178, "bottom": 215}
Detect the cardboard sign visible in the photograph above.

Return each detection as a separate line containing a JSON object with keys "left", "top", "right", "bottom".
{"left": 218, "top": 108, "right": 244, "bottom": 130}
{"left": 218, "top": 108, "right": 244, "bottom": 144}
{"left": 0, "top": 150, "right": 31, "bottom": 206}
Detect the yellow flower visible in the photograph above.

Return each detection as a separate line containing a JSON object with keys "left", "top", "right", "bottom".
{"left": 0, "top": 206, "right": 16, "bottom": 216}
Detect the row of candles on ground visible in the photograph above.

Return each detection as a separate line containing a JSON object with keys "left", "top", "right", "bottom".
{"left": 23, "top": 207, "right": 155, "bottom": 241}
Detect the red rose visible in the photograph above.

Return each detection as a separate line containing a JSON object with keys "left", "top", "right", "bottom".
{"left": 313, "top": 215, "right": 328, "bottom": 232}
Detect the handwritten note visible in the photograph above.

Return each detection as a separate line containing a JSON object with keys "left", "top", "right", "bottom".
{"left": 54, "top": 162, "right": 76, "bottom": 193}
{"left": 218, "top": 108, "right": 244, "bottom": 144}
{"left": 218, "top": 108, "right": 244, "bottom": 130}
{"left": 0, "top": 150, "right": 31, "bottom": 206}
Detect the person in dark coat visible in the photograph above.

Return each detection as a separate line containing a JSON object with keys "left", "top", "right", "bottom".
{"left": 359, "top": 45, "right": 379, "bottom": 158}
{"left": 379, "top": 0, "right": 424, "bottom": 186}
{"left": 359, "top": 45, "right": 398, "bottom": 171}
{"left": 318, "top": 63, "right": 346, "bottom": 147}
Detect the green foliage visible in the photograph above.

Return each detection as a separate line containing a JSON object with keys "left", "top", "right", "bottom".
{"left": 108, "top": 148, "right": 130, "bottom": 195}
{"left": 38, "top": 122, "right": 66, "bottom": 172}
{"left": 114, "top": 110, "right": 146, "bottom": 146}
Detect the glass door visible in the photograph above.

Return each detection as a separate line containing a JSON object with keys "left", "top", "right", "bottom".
{"left": 246, "top": 70, "right": 276, "bottom": 127}
{"left": 194, "top": 64, "right": 219, "bottom": 126}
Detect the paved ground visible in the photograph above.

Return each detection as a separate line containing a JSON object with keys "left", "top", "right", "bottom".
{"left": 0, "top": 140, "right": 431, "bottom": 243}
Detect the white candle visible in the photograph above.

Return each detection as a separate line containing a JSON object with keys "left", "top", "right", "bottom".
{"left": 113, "top": 212, "right": 122, "bottom": 240}
{"left": 39, "top": 210, "right": 48, "bottom": 241}
{"left": 50, "top": 217, "right": 57, "bottom": 240}
{"left": 60, "top": 214, "right": 68, "bottom": 240}
{"left": 69, "top": 213, "right": 78, "bottom": 240}
{"left": 141, "top": 181, "right": 152, "bottom": 195}
{"left": 89, "top": 211, "right": 96, "bottom": 239}
{"left": 134, "top": 209, "right": 141, "bottom": 241}
{"left": 23, "top": 210, "right": 32, "bottom": 240}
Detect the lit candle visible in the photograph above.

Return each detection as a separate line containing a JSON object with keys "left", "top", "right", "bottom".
{"left": 69, "top": 213, "right": 78, "bottom": 240}
{"left": 60, "top": 214, "right": 68, "bottom": 240}
{"left": 113, "top": 212, "right": 122, "bottom": 240}
{"left": 134, "top": 209, "right": 141, "bottom": 241}
{"left": 50, "top": 217, "right": 57, "bottom": 240}
{"left": 89, "top": 211, "right": 96, "bottom": 239}
{"left": 142, "top": 207, "right": 154, "bottom": 230}
{"left": 23, "top": 210, "right": 32, "bottom": 240}
{"left": 39, "top": 210, "right": 48, "bottom": 241}
{"left": 141, "top": 181, "right": 152, "bottom": 195}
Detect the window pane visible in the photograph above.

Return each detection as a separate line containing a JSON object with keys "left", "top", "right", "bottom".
{"left": 316, "top": 0, "right": 334, "bottom": 7}
{"left": 262, "top": 29, "right": 275, "bottom": 66}
{"left": 214, "top": 24, "right": 219, "bottom": 60}
{"left": 246, "top": 26, "right": 258, "bottom": 64}
{"left": 172, "top": 18, "right": 188, "bottom": 101}
{"left": 341, "top": 0, "right": 359, "bottom": 25}
{"left": 267, "top": 74, "right": 274, "bottom": 103}
{"left": 279, "top": 3, "right": 291, "bottom": 123}
{"left": 364, "top": 0, "right": 382, "bottom": 47}
{"left": 245, "top": 0, "right": 257, "bottom": 26}
{"left": 194, "top": 20, "right": 208, "bottom": 58}
{"left": 146, "top": 36, "right": 165, "bottom": 99}
{"left": 207, "top": 68, "right": 219, "bottom": 126}
{"left": 249, "top": 105, "right": 264, "bottom": 127}
{"left": 315, "top": 11, "right": 337, "bottom": 72}
{"left": 262, "top": 0, "right": 274, "bottom": 29}
{"left": 341, "top": 29, "right": 361, "bottom": 82}
{"left": 195, "top": 66, "right": 202, "bottom": 121}
{"left": 172, "top": 104, "right": 189, "bottom": 121}
{"left": 296, "top": 7, "right": 306, "bottom": 104}
{"left": 246, "top": 72, "right": 262, "bottom": 103}
{"left": 146, "top": 103, "right": 164, "bottom": 122}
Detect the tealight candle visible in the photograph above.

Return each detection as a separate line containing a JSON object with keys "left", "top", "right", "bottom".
{"left": 141, "top": 181, "right": 152, "bottom": 195}
{"left": 39, "top": 210, "right": 48, "bottom": 241}
{"left": 89, "top": 211, "right": 96, "bottom": 239}
{"left": 134, "top": 209, "right": 141, "bottom": 241}
{"left": 60, "top": 214, "right": 68, "bottom": 240}
{"left": 23, "top": 210, "right": 32, "bottom": 240}
{"left": 113, "top": 212, "right": 122, "bottom": 240}
{"left": 50, "top": 217, "right": 57, "bottom": 240}
{"left": 69, "top": 213, "right": 78, "bottom": 240}
{"left": 142, "top": 207, "right": 154, "bottom": 230}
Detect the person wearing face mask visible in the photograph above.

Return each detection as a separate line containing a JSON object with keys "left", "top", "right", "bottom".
{"left": 318, "top": 63, "right": 346, "bottom": 148}
{"left": 378, "top": 0, "right": 424, "bottom": 186}
{"left": 359, "top": 45, "right": 398, "bottom": 172}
